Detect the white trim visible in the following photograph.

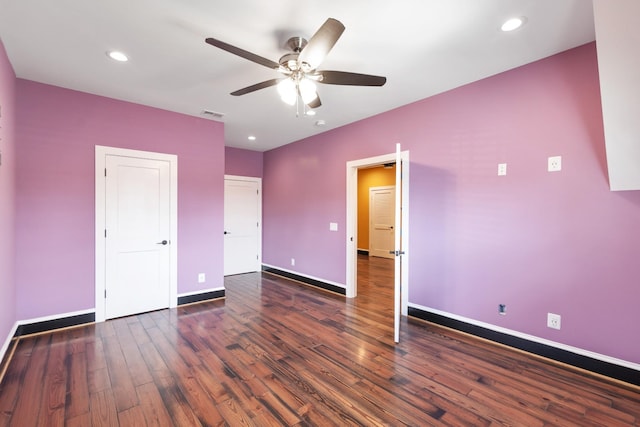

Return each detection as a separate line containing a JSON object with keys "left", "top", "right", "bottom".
{"left": 224, "top": 175, "right": 263, "bottom": 271}
{"left": 17, "top": 308, "right": 95, "bottom": 326}
{"left": 409, "top": 303, "right": 640, "bottom": 372}
{"left": 0, "top": 322, "right": 19, "bottom": 365}
{"left": 346, "top": 151, "right": 409, "bottom": 317}
{"left": 95, "top": 145, "right": 178, "bottom": 323}
{"left": 178, "top": 287, "right": 225, "bottom": 297}
{"left": 262, "top": 263, "right": 346, "bottom": 289}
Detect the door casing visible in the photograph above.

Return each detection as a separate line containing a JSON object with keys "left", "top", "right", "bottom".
{"left": 346, "top": 150, "right": 409, "bottom": 317}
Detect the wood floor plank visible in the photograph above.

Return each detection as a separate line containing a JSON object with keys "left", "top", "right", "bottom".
{"left": 101, "top": 334, "right": 139, "bottom": 412}
{"left": 153, "top": 374, "right": 204, "bottom": 426}
{"left": 1, "top": 255, "right": 639, "bottom": 426}
{"left": 65, "top": 412, "right": 92, "bottom": 427}
{"left": 38, "top": 332, "right": 67, "bottom": 424}
{"left": 89, "top": 390, "right": 118, "bottom": 426}
{"left": 135, "top": 381, "right": 174, "bottom": 426}
{"left": 65, "top": 350, "right": 90, "bottom": 420}
{"left": 7, "top": 334, "right": 50, "bottom": 425}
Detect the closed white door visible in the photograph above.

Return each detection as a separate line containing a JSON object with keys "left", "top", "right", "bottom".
{"left": 369, "top": 186, "right": 395, "bottom": 259}
{"left": 224, "top": 177, "right": 261, "bottom": 275}
{"left": 104, "top": 155, "right": 171, "bottom": 319}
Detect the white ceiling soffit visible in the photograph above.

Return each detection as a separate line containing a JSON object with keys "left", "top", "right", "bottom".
{"left": 0, "top": 1, "right": 595, "bottom": 151}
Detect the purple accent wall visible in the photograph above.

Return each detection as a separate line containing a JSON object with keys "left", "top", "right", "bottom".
{"left": 15, "top": 80, "right": 224, "bottom": 320}
{"left": 263, "top": 43, "right": 640, "bottom": 364}
{"left": 225, "top": 147, "right": 263, "bottom": 177}
{"left": 0, "top": 40, "right": 17, "bottom": 345}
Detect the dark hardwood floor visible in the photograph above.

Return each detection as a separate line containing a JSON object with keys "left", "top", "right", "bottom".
{"left": 1, "top": 255, "right": 639, "bottom": 425}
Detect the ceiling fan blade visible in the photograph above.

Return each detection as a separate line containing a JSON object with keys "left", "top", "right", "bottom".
{"left": 307, "top": 95, "right": 322, "bottom": 109}
{"left": 231, "top": 79, "right": 282, "bottom": 96}
{"left": 205, "top": 37, "right": 280, "bottom": 70}
{"left": 298, "top": 18, "right": 345, "bottom": 70}
{"left": 319, "top": 70, "right": 387, "bottom": 86}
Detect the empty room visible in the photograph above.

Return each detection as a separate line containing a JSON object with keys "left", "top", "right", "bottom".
{"left": 1, "top": 1, "right": 639, "bottom": 425}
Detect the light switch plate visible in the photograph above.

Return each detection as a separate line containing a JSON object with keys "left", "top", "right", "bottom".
{"left": 329, "top": 222, "right": 338, "bottom": 231}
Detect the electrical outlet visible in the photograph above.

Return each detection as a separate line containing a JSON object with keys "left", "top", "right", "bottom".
{"left": 548, "top": 156, "right": 562, "bottom": 172}
{"left": 291, "top": 258, "right": 295, "bottom": 266}
{"left": 547, "top": 313, "right": 561, "bottom": 330}
{"left": 198, "top": 273, "right": 206, "bottom": 283}
{"left": 498, "top": 163, "right": 507, "bottom": 176}
{"left": 498, "top": 304, "right": 506, "bottom": 315}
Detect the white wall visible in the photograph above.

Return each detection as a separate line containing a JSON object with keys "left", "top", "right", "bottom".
{"left": 594, "top": 0, "right": 640, "bottom": 191}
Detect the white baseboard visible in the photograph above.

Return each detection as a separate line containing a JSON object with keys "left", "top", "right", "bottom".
{"left": 178, "top": 286, "right": 225, "bottom": 297}
{"left": 261, "top": 263, "right": 346, "bottom": 289}
{"left": 409, "top": 303, "right": 640, "bottom": 372}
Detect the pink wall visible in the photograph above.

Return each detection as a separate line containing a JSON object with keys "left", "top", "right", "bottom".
{"left": 0, "top": 40, "right": 17, "bottom": 345}
{"left": 263, "top": 43, "right": 640, "bottom": 364}
{"left": 225, "top": 146, "right": 263, "bottom": 177}
{"left": 15, "top": 80, "right": 224, "bottom": 320}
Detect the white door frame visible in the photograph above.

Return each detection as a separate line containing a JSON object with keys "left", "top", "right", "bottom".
{"left": 346, "top": 150, "right": 409, "bottom": 315}
{"left": 95, "top": 145, "right": 178, "bottom": 323}
{"left": 224, "top": 174, "right": 263, "bottom": 274}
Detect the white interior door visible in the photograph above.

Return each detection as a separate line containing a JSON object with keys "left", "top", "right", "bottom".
{"left": 104, "top": 155, "right": 171, "bottom": 319}
{"left": 224, "top": 176, "right": 261, "bottom": 276}
{"left": 393, "top": 144, "right": 405, "bottom": 343}
{"left": 369, "top": 186, "right": 395, "bottom": 259}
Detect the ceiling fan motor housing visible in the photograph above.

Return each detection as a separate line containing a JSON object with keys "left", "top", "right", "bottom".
{"left": 279, "top": 52, "right": 300, "bottom": 71}
{"left": 286, "top": 36, "right": 307, "bottom": 52}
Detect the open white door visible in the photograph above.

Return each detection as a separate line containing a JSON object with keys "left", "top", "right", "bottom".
{"left": 393, "top": 144, "right": 404, "bottom": 343}
{"left": 346, "top": 148, "right": 409, "bottom": 343}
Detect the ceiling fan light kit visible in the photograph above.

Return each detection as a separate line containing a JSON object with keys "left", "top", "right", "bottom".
{"left": 205, "top": 18, "right": 386, "bottom": 114}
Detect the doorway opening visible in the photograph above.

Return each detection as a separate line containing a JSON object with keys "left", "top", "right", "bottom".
{"left": 346, "top": 150, "right": 409, "bottom": 319}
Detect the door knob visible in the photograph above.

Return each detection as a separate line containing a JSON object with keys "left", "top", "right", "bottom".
{"left": 224, "top": 231, "right": 230, "bottom": 235}
{"left": 156, "top": 240, "right": 168, "bottom": 245}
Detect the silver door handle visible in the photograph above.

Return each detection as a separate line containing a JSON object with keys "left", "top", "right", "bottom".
{"left": 156, "top": 240, "right": 168, "bottom": 245}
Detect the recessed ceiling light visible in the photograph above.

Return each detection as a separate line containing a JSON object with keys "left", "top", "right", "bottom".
{"left": 248, "top": 135, "right": 256, "bottom": 141}
{"left": 501, "top": 17, "right": 526, "bottom": 32}
{"left": 107, "top": 50, "right": 129, "bottom": 62}
{"left": 305, "top": 110, "right": 316, "bottom": 116}
{"left": 315, "top": 120, "right": 326, "bottom": 127}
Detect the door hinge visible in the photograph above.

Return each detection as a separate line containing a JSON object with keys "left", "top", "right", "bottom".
{"left": 104, "top": 289, "right": 107, "bottom": 298}
{"left": 104, "top": 229, "right": 107, "bottom": 238}
{"left": 104, "top": 168, "right": 107, "bottom": 177}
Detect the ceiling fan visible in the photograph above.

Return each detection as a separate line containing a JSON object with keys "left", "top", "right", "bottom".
{"left": 205, "top": 18, "right": 386, "bottom": 109}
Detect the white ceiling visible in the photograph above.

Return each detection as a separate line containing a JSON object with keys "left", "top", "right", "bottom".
{"left": 0, "top": 0, "right": 595, "bottom": 152}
